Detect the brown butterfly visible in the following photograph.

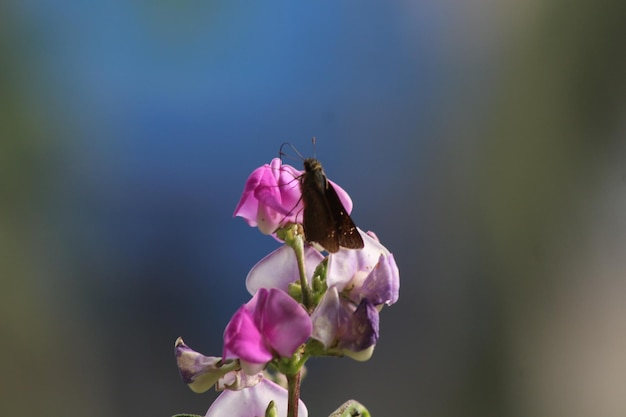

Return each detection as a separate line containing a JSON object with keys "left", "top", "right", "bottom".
{"left": 300, "top": 158, "right": 364, "bottom": 253}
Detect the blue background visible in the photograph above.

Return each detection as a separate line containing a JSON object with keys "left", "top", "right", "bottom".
{"left": 1, "top": 1, "right": 625, "bottom": 416}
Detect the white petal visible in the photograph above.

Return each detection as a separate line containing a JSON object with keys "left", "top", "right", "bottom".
{"left": 246, "top": 245, "right": 323, "bottom": 295}
{"left": 327, "top": 229, "right": 391, "bottom": 290}
{"left": 310, "top": 287, "right": 342, "bottom": 348}
{"left": 205, "top": 378, "right": 308, "bottom": 417}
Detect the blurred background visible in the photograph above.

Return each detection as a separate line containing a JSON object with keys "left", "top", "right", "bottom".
{"left": 1, "top": 0, "right": 625, "bottom": 416}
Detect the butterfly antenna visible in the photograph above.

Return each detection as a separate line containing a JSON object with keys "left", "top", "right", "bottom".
{"left": 311, "top": 137, "right": 317, "bottom": 159}
{"left": 279, "top": 142, "right": 305, "bottom": 162}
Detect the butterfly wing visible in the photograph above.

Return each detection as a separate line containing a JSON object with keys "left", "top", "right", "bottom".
{"left": 324, "top": 182, "right": 364, "bottom": 250}
{"left": 301, "top": 170, "right": 340, "bottom": 253}
{"left": 300, "top": 158, "right": 363, "bottom": 253}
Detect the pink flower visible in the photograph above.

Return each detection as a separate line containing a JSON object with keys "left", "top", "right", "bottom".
{"left": 223, "top": 288, "right": 312, "bottom": 375}
{"left": 233, "top": 158, "right": 355, "bottom": 236}
{"left": 233, "top": 158, "right": 303, "bottom": 234}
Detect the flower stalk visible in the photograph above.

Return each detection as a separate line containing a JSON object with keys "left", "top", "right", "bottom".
{"left": 286, "top": 370, "right": 302, "bottom": 417}
{"left": 278, "top": 223, "right": 313, "bottom": 310}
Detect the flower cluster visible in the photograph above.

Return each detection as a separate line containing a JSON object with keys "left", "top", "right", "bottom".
{"left": 175, "top": 157, "right": 399, "bottom": 417}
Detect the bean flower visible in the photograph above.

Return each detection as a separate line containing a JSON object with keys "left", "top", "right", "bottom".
{"left": 312, "top": 230, "right": 399, "bottom": 359}
{"left": 223, "top": 288, "right": 312, "bottom": 375}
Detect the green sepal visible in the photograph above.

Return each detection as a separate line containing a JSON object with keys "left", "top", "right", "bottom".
{"left": 310, "top": 257, "right": 328, "bottom": 307}
{"left": 304, "top": 338, "right": 343, "bottom": 358}
{"left": 276, "top": 223, "right": 302, "bottom": 248}
{"left": 313, "top": 256, "right": 328, "bottom": 282}
{"left": 287, "top": 281, "right": 303, "bottom": 303}
{"left": 271, "top": 347, "right": 307, "bottom": 376}
{"left": 265, "top": 400, "right": 278, "bottom": 417}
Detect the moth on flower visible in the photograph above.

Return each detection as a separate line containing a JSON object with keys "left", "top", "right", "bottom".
{"left": 299, "top": 157, "right": 364, "bottom": 253}
{"left": 234, "top": 157, "right": 360, "bottom": 253}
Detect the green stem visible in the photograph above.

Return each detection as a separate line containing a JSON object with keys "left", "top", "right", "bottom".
{"left": 291, "top": 231, "right": 312, "bottom": 310}
{"left": 286, "top": 370, "right": 302, "bottom": 417}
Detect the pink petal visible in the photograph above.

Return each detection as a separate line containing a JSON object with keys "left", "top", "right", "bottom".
{"left": 256, "top": 289, "right": 312, "bottom": 357}
{"left": 233, "top": 166, "right": 266, "bottom": 225}
{"left": 223, "top": 306, "right": 273, "bottom": 364}
{"left": 233, "top": 159, "right": 305, "bottom": 234}
{"left": 255, "top": 195, "right": 286, "bottom": 234}
{"left": 267, "top": 159, "right": 303, "bottom": 218}
{"left": 245, "top": 289, "right": 312, "bottom": 358}
{"left": 272, "top": 159, "right": 305, "bottom": 217}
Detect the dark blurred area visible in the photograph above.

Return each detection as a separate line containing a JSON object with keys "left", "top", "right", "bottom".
{"left": 1, "top": 1, "right": 625, "bottom": 416}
